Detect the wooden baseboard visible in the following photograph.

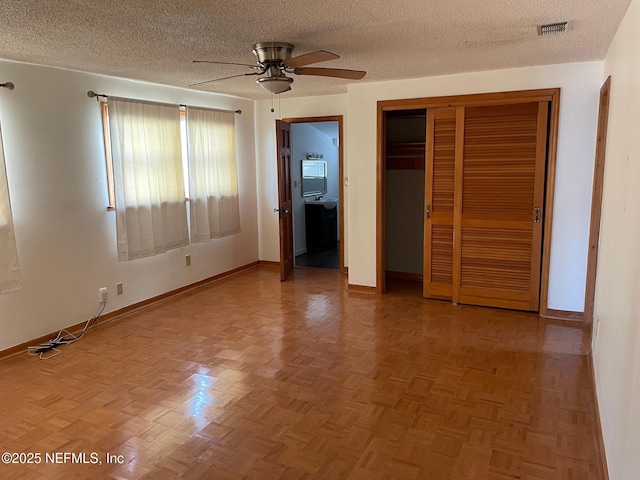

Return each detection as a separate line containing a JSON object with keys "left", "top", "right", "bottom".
{"left": 587, "top": 353, "right": 610, "bottom": 480}
{"left": 0, "top": 261, "right": 260, "bottom": 361}
{"left": 259, "top": 259, "right": 347, "bottom": 274}
{"left": 347, "top": 284, "right": 377, "bottom": 294}
{"left": 541, "top": 309, "right": 584, "bottom": 322}
{"left": 259, "top": 260, "right": 280, "bottom": 268}
{"left": 386, "top": 270, "right": 423, "bottom": 282}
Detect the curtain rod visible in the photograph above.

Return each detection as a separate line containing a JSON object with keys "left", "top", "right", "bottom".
{"left": 86, "top": 91, "right": 241, "bottom": 114}
{"left": 0, "top": 82, "right": 15, "bottom": 90}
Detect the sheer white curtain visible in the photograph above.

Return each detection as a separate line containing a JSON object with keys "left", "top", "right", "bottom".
{"left": 108, "top": 98, "right": 188, "bottom": 261}
{"left": 186, "top": 107, "right": 240, "bottom": 242}
{"left": 0, "top": 124, "right": 21, "bottom": 293}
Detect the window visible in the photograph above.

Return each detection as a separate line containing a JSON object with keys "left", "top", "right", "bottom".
{"left": 0, "top": 123, "right": 22, "bottom": 293}
{"left": 186, "top": 106, "right": 240, "bottom": 241}
{"left": 106, "top": 97, "right": 188, "bottom": 261}
{"left": 100, "top": 97, "right": 240, "bottom": 261}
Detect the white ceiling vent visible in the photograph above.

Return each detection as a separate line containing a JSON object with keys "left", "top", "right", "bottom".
{"left": 537, "top": 21, "right": 572, "bottom": 36}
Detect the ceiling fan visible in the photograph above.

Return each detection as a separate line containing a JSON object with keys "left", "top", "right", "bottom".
{"left": 190, "top": 42, "right": 366, "bottom": 94}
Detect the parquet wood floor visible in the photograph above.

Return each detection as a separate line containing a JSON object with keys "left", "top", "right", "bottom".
{"left": 0, "top": 267, "right": 602, "bottom": 479}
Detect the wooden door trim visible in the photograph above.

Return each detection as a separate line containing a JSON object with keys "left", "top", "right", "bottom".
{"left": 282, "top": 115, "right": 346, "bottom": 274}
{"left": 379, "top": 89, "right": 560, "bottom": 112}
{"left": 537, "top": 90, "right": 561, "bottom": 317}
{"left": 376, "top": 87, "right": 561, "bottom": 316}
{"left": 376, "top": 104, "right": 386, "bottom": 293}
{"left": 583, "top": 76, "right": 612, "bottom": 325}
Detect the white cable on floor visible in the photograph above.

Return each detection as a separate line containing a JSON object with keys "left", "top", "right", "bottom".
{"left": 27, "top": 301, "right": 107, "bottom": 360}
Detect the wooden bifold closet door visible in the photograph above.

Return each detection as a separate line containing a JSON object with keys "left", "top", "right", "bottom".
{"left": 423, "top": 107, "right": 458, "bottom": 300}
{"left": 424, "top": 101, "right": 549, "bottom": 311}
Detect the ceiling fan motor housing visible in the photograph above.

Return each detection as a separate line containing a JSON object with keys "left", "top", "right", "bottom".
{"left": 252, "top": 42, "right": 294, "bottom": 64}
{"left": 253, "top": 42, "right": 293, "bottom": 64}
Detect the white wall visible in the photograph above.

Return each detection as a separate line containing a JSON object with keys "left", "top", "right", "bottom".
{"left": 290, "top": 122, "right": 339, "bottom": 256}
{"left": 347, "top": 62, "right": 603, "bottom": 311}
{"left": 0, "top": 60, "right": 258, "bottom": 352}
{"left": 254, "top": 94, "right": 347, "bottom": 262}
{"left": 593, "top": 0, "right": 640, "bottom": 478}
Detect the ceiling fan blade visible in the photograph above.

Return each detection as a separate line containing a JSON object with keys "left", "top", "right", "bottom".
{"left": 193, "top": 60, "right": 262, "bottom": 70}
{"left": 189, "top": 72, "right": 261, "bottom": 88}
{"left": 293, "top": 67, "right": 366, "bottom": 80}
{"left": 283, "top": 50, "right": 339, "bottom": 68}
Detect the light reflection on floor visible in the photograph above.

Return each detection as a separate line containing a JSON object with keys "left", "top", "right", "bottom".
{"left": 187, "top": 373, "right": 216, "bottom": 426}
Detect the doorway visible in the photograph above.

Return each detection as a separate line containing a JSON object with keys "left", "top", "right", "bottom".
{"left": 279, "top": 116, "right": 345, "bottom": 275}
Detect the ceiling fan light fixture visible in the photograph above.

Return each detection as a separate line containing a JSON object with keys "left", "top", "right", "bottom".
{"left": 257, "top": 76, "right": 293, "bottom": 94}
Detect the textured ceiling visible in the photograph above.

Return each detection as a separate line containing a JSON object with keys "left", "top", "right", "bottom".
{"left": 0, "top": 0, "right": 631, "bottom": 100}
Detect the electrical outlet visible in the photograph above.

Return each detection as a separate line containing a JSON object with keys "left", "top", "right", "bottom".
{"left": 185, "top": 254, "right": 192, "bottom": 267}
{"left": 116, "top": 283, "right": 123, "bottom": 295}
{"left": 98, "top": 287, "right": 107, "bottom": 303}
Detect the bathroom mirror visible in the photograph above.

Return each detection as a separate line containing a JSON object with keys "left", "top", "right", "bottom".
{"left": 301, "top": 160, "right": 327, "bottom": 197}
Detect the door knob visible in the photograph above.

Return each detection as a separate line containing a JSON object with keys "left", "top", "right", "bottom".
{"left": 274, "top": 207, "right": 290, "bottom": 216}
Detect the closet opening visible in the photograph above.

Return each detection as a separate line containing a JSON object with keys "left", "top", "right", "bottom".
{"left": 376, "top": 89, "right": 560, "bottom": 314}
{"left": 384, "top": 109, "right": 427, "bottom": 295}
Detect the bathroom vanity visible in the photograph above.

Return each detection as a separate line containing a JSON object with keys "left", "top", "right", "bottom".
{"left": 305, "top": 199, "right": 337, "bottom": 254}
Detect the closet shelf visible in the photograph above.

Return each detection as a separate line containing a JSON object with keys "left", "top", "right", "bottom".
{"left": 386, "top": 142, "right": 425, "bottom": 170}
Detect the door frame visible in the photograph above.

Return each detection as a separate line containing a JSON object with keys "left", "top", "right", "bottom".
{"left": 281, "top": 115, "right": 345, "bottom": 273}
{"left": 376, "top": 88, "right": 561, "bottom": 315}
{"left": 583, "top": 76, "right": 612, "bottom": 325}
